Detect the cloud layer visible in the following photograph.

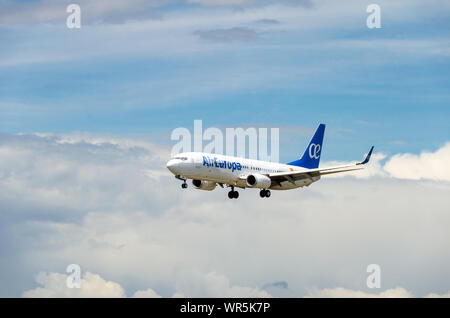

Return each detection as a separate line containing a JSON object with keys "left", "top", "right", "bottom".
{"left": 0, "top": 133, "right": 449, "bottom": 297}
{"left": 22, "top": 270, "right": 270, "bottom": 298}
{"left": 306, "top": 287, "right": 450, "bottom": 298}
{"left": 23, "top": 271, "right": 450, "bottom": 298}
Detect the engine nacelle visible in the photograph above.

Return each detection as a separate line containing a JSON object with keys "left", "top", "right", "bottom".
{"left": 192, "top": 179, "right": 216, "bottom": 191}
{"left": 246, "top": 174, "right": 271, "bottom": 189}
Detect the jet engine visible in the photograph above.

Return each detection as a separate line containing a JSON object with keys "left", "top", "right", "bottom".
{"left": 246, "top": 174, "right": 271, "bottom": 189}
{"left": 192, "top": 179, "right": 217, "bottom": 191}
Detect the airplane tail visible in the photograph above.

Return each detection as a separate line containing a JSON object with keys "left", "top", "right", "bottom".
{"left": 287, "top": 124, "right": 325, "bottom": 169}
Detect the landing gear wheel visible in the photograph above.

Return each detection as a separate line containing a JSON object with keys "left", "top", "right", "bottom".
{"left": 228, "top": 190, "right": 239, "bottom": 199}
{"left": 260, "top": 189, "right": 271, "bottom": 198}
{"left": 181, "top": 182, "right": 188, "bottom": 189}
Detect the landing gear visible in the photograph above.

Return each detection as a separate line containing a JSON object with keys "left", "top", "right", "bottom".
{"left": 176, "top": 176, "right": 188, "bottom": 189}
{"left": 228, "top": 186, "right": 239, "bottom": 199}
{"left": 260, "top": 189, "right": 271, "bottom": 198}
{"left": 228, "top": 191, "right": 237, "bottom": 199}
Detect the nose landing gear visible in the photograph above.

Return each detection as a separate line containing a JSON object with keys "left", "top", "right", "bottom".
{"left": 176, "top": 175, "right": 188, "bottom": 189}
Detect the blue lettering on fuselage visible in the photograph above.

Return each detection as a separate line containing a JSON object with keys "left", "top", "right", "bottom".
{"left": 203, "top": 156, "right": 242, "bottom": 172}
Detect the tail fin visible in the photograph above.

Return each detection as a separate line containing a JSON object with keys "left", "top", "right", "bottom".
{"left": 287, "top": 124, "right": 325, "bottom": 169}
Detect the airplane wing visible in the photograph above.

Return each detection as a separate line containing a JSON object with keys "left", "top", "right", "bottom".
{"left": 266, "top": 146, "right": 374, "bottom": 184}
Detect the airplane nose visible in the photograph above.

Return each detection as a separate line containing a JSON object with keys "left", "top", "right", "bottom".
{"left": 166, "top": 159, "right": 178, "bottom": 173}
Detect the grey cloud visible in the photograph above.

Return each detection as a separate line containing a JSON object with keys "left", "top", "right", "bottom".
{"left": 195, "top": 27, "right": 259, "bottom": 42}
{"left": 187, "top": 0, "right": 255, "bottom": 6}
{"left": 0, "top": 0, "right": 313, "bottom": 25}
{"left": 254, "top": 18, "right": 280, "bottom": 25}
{"left": 278, "top": 0, "right": 313, "bottom": 8}
{"left": 262, "top": 281, "right": 292, "bottom": 297}
{"left": 263, "top": 281, "right": 288, "bottom": 289}
{"left": 0, "top": 0, "right": 169, "bottom": 25}
{"left": 187, "top": 0, "right": 313, "bottom": 8}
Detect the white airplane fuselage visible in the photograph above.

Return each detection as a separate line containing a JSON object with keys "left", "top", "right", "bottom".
{"left": 166, "top": 152, "right": 320, "bottom": 190}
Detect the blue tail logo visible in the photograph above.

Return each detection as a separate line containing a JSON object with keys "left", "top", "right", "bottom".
{"left": 287, "top": 124, "right": 326, "bottom": 169}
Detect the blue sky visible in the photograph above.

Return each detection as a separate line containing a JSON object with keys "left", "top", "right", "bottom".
{"left": 0, "top": 0, "right": 449, "bottom": 163}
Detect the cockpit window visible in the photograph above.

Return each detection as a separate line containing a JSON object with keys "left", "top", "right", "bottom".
{"left": 174, "top": 156, "right": 188, "bottom": 161}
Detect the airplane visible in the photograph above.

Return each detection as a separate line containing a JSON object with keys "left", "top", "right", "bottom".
{"left": 166, "top": 124, "right": 374, "bottom": 199}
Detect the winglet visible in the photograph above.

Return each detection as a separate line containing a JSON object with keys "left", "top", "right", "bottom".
{"left": 358, "top": 146, "right": 374, "bottom": 165}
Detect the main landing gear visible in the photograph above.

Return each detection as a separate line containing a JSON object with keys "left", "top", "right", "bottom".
{"left": 228, "top": 186, "right": 239, "bottom": 199}
{"left": 260, "top": 189, "right": 271, "bottom": 198}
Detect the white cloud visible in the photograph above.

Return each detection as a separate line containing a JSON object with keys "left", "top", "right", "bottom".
{"left": 21, "top": 270, "right": 268, "bottom": 298}
{"left": 323, "top": 152, "right": 388, "bottom": 179}
{"left": 425, "top": 291, "right": 450, "bottom": 298}
{"left": 307, "top": 287, "right": 450, "bottom": 298}
{"left": 174, "top": 271, "right": 271, "bottom": 297}
{"left": 306, "top": 287, "right": 413, "bottom": 298}
{"left": 322, "top": 143, "right": 450, "bottom": 182}
{"left": 22, "top": 272, "right": 126, "bottom": 298}
{"left": 132, "top": 288, "right": 162, "bottom": 298}
{"left": 22, "top": 270, "right": 450, "bottom": 298}
{"left": 384, "top": 143, "right": 450, "bottom": 182}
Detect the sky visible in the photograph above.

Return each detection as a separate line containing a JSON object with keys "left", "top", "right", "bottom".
{"left": 0, "top": 0, "right": 449, "bottom": 298}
